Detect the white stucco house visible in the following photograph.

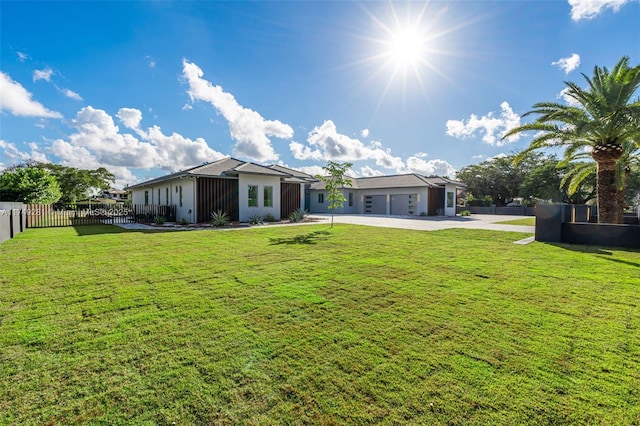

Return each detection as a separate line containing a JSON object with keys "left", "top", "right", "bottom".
{"left": 126, "top": 157, "right": 313, "bottom": 223}
{"left": 308, "top": 174, "right": 465, "bottom": 217}
{"left": 127, "top": 158, "right": 464, "bottom": 222}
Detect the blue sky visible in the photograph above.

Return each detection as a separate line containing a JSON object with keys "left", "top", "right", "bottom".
{"left": 1, "top": 0, "right": 639, "bottom": 187}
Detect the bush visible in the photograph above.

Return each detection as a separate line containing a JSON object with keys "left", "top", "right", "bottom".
{"left": 460, "top": 210, "right": 471, "bottom": 216}
{"left": 288, "top": 208, "right": 308, "bottom": 223}
{"left": 210, "top": 210, "right": 230, "bottom": 227}
{"left": 263, "top": 213, "right": 277, "bottom": 222}
{"left": 153, "top": 215, "right": 165, "bottom": 225}
{"left": 419, "top": 212, "right": 427, "bottom": 216}
{"left": 436, "top": 208, "right": 445, "bottom": 216}
{"left": 248, "top": 214, "right": 262, "bottom": 225}
{"left": 179, "top": 217, "right": 189, "bottom": 225}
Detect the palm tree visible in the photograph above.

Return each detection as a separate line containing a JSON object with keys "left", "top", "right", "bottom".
{"left": 560, "top": 140, "right": 639, "bottom": 218}
{"left": 504, "top": 56, "right": 640, "bottom": 224}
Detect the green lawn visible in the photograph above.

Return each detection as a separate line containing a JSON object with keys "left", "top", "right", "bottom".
{"left": 494, "top": 217, "right": 536, "bottom": 226}
{"left": 1, "top": 224, "right": 639, "bottom": 425}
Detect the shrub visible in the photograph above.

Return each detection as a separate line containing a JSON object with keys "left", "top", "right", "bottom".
{"left": 179, "top": 217, "right": 189, "bottom": 225}
{"left": 153, "top": 215, "right": 165, "bottom": 225}
{"left": 436, "top": 208, "right": 445, "bottom": 216}
{"left": 263, "top": 213, "right": 277, "bottom": 222}
{"left": 248, "top": 214, "right": 262, "bottom": 225}
{"left": 210, "top": 210, "right": 230, "bottom": 227}
{"left": 419, "top": 212, "right": 427, "bottom": 216}
{"left": 288, "top": 208, "right": 308, "bottom": 223}
{"left": 460, "top": 210, "right": 471, "bottom": 216}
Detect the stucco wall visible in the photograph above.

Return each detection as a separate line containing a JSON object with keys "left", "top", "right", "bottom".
{"left": 238, "top": 174, "right": 282, "bottom": 222}
{"left": 130, "top": 177, "right": 196, "bottom": 223}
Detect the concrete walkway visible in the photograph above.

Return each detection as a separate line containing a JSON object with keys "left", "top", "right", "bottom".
{"left": 114, "top": 214, "right": 534, "bottom": 234}
{"left": 308, "top": 214, "right": 535, "bottom": 234}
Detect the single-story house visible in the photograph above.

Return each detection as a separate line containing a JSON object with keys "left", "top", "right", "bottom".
{"left": 308, "top": 174, "right": 465, "bottom": 217}
{"left": 127, "top": 157, "right": 314, "bottom": 223}
{"left": 100, "top": 189, "right": 129, "bottom": 202}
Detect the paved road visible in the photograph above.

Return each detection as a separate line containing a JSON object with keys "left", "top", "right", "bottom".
{"left": 308, "top": 214, "right": 535, "bottom": 234}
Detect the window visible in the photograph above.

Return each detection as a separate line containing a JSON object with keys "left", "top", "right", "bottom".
{"left": 144, "top": 190, "right": 149, "bottom": 206}
{"left": 179, "top": 185, "right": 183, "bottom": 207}
{"left": 248, "top": 185, "right": 258, "bottom": 207}
{"left": 158, "top": 189, "right": 161, "bottom": 205}
{"left": 263, "top": 186, "right": 273, "bottom": 207}
{"left": 446, "top": 191, "right": 454, "bottom": 208}
{"left": 166, "top": 188, "right": 169, "bottom": 204}
{"left": 348, "top": 192, "right": 353, "bottom": 207}
{"left": 318, "top": 193, "right": 324, "bottom": 204}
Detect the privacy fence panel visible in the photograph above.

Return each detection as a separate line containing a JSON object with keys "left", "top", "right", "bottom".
{"left": 24, "top": 204, "right": 176, "bottom": 228}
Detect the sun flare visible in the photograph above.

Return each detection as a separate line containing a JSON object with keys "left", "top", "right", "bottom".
{"left": 387, "top": 28, "right": 426, "bottom": 69}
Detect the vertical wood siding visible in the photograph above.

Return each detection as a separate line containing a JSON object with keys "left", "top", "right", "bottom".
{"left": 197, "top": 177, "right": 239, "bottom": 222}
{"left": 281, "top": 183, "right": 301, "bottom": 219}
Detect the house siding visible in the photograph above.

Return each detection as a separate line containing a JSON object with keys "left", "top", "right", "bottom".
{"left": 131, "top": 177, "right": 196, "bottom": 223}
{"left": 196, "top": 177, "right": 239, "bottom": 222}
{"left": 238, "top": 174, "right": 282, "bottom": 222}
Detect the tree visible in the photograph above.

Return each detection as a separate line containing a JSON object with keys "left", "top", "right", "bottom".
{"left": 36, "top": 163, "right": 115, "bottom": 204}
{"left": 0, "top": 166, "right": 62, "bottom": 204}
{"left": 503, "top": 56, "right": 640, "bottom": 223}
{"left": 316, "top": 161, "right": 353, "bottom": 228}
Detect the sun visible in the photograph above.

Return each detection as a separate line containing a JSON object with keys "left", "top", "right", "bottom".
{"left": 386, "top": 27, "right": 427, "bottom": 70}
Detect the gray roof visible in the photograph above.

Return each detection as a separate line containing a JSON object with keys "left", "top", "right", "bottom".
{"left": 227, "top": 162, "right": 289, "bottom": 176}
{"left": 127, "top": 157, "right": 299, "bottom": 189}
{"left": 309, "top": 174, "right": 465, "bottom": 191}
{"left": 268, "top": 165, "right": 316, "bottom": 180}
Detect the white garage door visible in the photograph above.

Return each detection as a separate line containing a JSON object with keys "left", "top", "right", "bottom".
{"left": 390, "top": 194, "right": 417, "bottom": 215}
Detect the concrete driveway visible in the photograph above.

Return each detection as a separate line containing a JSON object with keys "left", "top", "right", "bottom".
{"left": 308, "top": 214, "right": 535, "bottom": 234}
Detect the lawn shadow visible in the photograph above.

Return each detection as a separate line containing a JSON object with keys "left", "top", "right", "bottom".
{"left": 73, "top": 225, "right": 180, "bottom": 236}
{"left": 546, "top": 242, "right": 640, "bottom": 267}
{"left": 269, "top": 230, "right": 331, "bottom": 245}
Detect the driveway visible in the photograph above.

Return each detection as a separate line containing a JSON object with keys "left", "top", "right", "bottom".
{"left": 308, "top": 214, "right": 535, "bottom": 234}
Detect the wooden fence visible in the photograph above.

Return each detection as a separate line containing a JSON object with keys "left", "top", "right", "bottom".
{"left": 24, "top": 204, "right": 176, "bottom": 228}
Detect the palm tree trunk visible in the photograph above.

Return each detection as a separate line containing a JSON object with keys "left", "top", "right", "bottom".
{"left": 616, "top": 166, "right": 631, "bottom": 224}
{"left": 596, "top": 160, "right": 622, "bottom": 224}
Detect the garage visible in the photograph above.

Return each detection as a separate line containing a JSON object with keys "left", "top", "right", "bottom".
{"left": 390, "top": 194, "right": 418, "bottom": 215}
{"left": 364, "top": 195, "right": 386, "bottom": 214}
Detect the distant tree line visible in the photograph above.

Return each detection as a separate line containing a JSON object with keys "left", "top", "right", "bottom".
{"left": 0, "top": 161, "right": 115, "bottom": 204}
{"left": 456, "top": 151, "right": 640, "bottom": 208}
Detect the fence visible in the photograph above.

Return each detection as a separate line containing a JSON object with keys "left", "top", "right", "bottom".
{"left": 459, "top": 205, "right": 536, "bottom": 216}
{"left": 535, "top": 204, "right": 640, "bottom": 249}
{"left": 23, "top": 204, "right": 176, "bottom": 228}
{"left": 0, "top": 208, "right": 26, "bottom": 244}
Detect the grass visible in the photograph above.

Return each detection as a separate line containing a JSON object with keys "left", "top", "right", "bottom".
{"left": 1, "top": 224, "right": 639, "bottom": 425}
{"left": 494, "top": 217, "right": 536, "bottom": 226}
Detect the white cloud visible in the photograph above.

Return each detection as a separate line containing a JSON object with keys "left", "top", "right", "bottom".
{"left": 489, "top": 153, "right": 508, "bottom": 160}
{"left": 558, "top": 87, "right": 582, "bottom": 107}
{"left": 45, "top": 106, "right": 225, "bottom": 187}
{"left": 552, "top": 54, "right": 581, "bottom": 74}
{"left": 0, "top": 72, "right": 62, "bottom": 118}
{"left": 116, "top": 107, "right": 143, "bottom": 130}
{"left": 0, "top": 139, "right": 49, "bottom": 165}
{"left": 33, "top": 67, "right": 54, "bottom": 82}
{"left": 182, "top": 59, "right": 293, "bottom": 162}
{"left": 292, "top": 120, "right": 405, "bottom": 170}
{"left": 405, "top": 155, "right": 456, "bottom": 177}
{"left": 297, "top": 165, "right": 326, "bottom": 177}
{"left": 568, "top": 0, "right": 632, "bottom": 21}
{"left": 446, "top": 101, "right": 521, "bottom": 146}
{"left": 17, "top": 52, "right": 28, "bottom": 62}
{"left": 61, "top": 88, "right": 83, "bottom": 101}
{"left": 361, "top": 129, "right": 370, "bottom": 138}
{"left": 146, "top": 55, "right": 156, "bottom": 68}
{"left": 359, "top": 166, "right": 384, "bottom": 177}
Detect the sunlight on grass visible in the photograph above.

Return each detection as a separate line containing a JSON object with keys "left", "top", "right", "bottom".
{"left": 1, "top": 224, "right": 638, "bottom": 424}
{"left": 494, "top": 217, "right": 535, "bottom": 226}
